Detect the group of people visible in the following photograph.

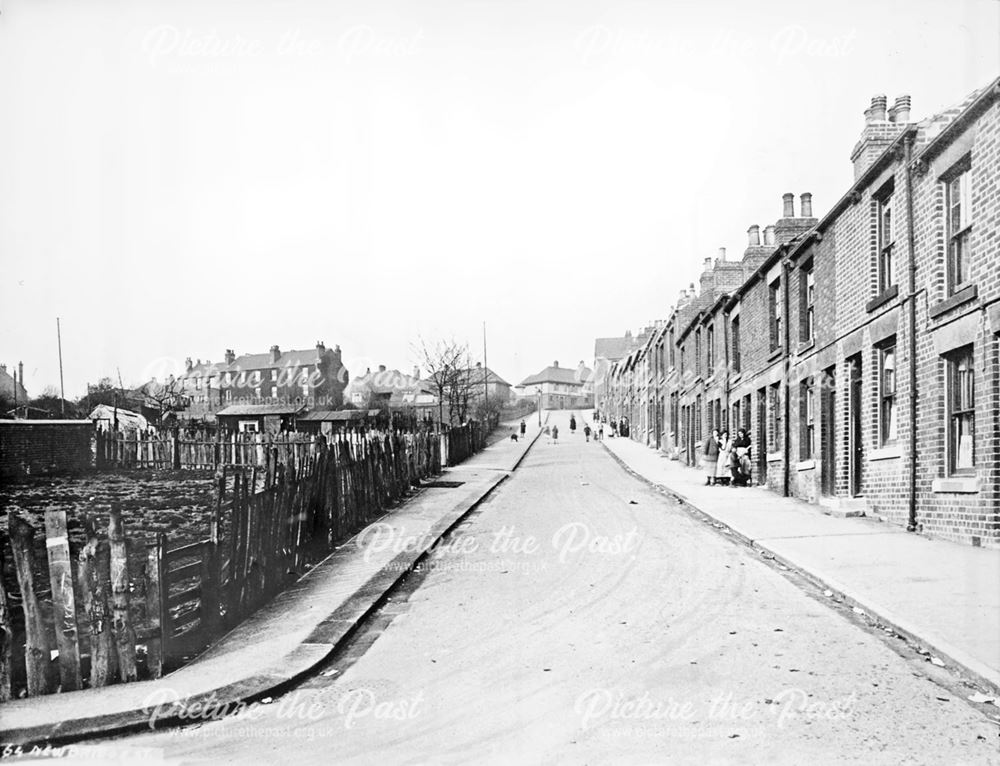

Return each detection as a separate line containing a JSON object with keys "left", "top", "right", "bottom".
{"left": 702, "top": 428, "right": 753, "bottom": 487}
{"left": 535, "top": 414, "right": 605, "bottom": 445}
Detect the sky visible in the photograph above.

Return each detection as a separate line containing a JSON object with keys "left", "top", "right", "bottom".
{"left": 1, "top": 0, "right": 998, "bottom": 399}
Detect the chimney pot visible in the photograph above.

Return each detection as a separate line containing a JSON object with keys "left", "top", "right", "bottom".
{"left": 888, "top": 94, "right": 911, "bottom": 123}
{"left": 378, "top": 364, "right": 386, "bottom": 373}
{"left": 718, "top": 247, "right": 727, "bottom": 261}
{"left": 747, "top": 225, "right": 761, "bottom": 246}
{"left": 703, "top": 257, "right": 712, "bottom": 269}
{"left": 800, "top": 192, "right": 813, "bottom": 218}
{"left": 553, "top": 361, "right": 559, "bottom": 368}
{"left": 865, "top": 94, "right": 888, "bottom": 124}
{"left": 185, "top": 357, "right": 193, "bottom": 372}
{"left": 782, "top": 193, "right": 795, "bottom": 218}
{"left": 763, "top": 225, "right": 776, "bottom": 246}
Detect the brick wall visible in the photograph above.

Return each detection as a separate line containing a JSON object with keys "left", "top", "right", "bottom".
{"left": 0, "top": 421, "right": 95, "bottom": 478}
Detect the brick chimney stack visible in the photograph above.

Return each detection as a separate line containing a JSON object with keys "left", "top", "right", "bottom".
{"left": 852, "top": 93, "right": 909, "bottom": 179}
{"left": 185, "top": 357, "right": 193, "bottom": 372}
{"left": 225, "top": 349, "right": 236, "bottom": 365}
{"left": 775, "top": 192, "right": 818, "bottom": 245}
{"left": 270, "top": 345, "right": 281, "bottom": 364}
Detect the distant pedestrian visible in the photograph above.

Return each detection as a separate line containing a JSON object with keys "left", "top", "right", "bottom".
{"left": 583, "top": 424, "right": 592, "bottom": 442}
{"left": 552, "top": 424, "right": 559, "bottom": 444}
{"left": 520, "top": 419, "right": 526, "bottom": 437}
{"left": 716, "top": 430, "right": 732, "bottom": 485}
{"left": 569, "top": 415, "right": 577, "bottom": 434}
{"left": 731, "top": 428, "right": 752, "bottom": 486}
{"left": 598, "top": 423, "right": 604, "bottom": 441}
{"left": 703, "top": 429, "right": 720, "bottom": 485}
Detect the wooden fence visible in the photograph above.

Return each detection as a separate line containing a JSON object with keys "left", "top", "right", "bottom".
{"left": 95, "top": 429, "right": 318, "bottom": 472}
{"left": 0, "top": 429, "right": 446, "bottom": 700}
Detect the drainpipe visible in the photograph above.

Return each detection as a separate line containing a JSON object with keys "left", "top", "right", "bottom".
{"left": 723, "top": 306, "right": 731, "bottom": 432}
{"left": 904, "top": 134, "right": 918, "bottom": 532}
{"left": 782, "top": 251, "right": 792, "bottom": 498}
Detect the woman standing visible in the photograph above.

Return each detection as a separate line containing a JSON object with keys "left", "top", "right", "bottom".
{"left": 731, "top": 428, "right": 752, "bottom": 486}
{"left": 702, "top": 429, "right": 720, "bottom": 485}
{"left": 715, "top": 430, "right": 732, "bottom": 485}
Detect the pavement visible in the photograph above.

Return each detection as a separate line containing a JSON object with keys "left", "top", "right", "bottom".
{"left": 0, "top": 415, "right": 545, "bottom": 746}
{"left": 599, "top": 430, "right": 1000, "bottom": 696}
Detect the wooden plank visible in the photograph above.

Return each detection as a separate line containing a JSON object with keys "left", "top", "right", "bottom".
{"left": 43, "top": 510, "right": 82, "bottom": 691}
{"left": 77, "top": 517, "right": 117, "bottom": 687}
{"left": 202, "top": 507, "right": 221, "bottom": 637}
{"left": 108, "top": 504, "right": 138, "bottom": 682}
{"left": 144, "top": 534, "right": 165, "bottom": 679}
{"left": 165, "top": 540, "right": 210, "bottom": 563}
{"left": 8, "top": 513, "right": 55, "bottom": 695}
{"left": 0, "top": 542, "right": 13, "bottom": 701}
{"left": 167, "top": 584, "right": 202, "bottom": 609}
{"left": 168, "top": 560, "right": 203, "bottom": 583}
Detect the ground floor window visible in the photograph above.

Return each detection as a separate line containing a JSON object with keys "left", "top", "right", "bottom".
{"left": 879, "top": 341, "right": 898, "bottom": 445}
{"left": 946, "top": 345, "right": 975, "bottom": 474}
{"left": 799, "top": 377, "right": 815, "bottom": 459}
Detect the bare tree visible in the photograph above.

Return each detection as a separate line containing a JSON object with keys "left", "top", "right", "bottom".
{"left": 413, "top": 337, "right": 473, "bottom": 427}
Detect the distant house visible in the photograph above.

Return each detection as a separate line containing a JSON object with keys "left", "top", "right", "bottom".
{"left": 89, "top": 404, "right": 150, "bottom": 432}
{"left": 518, "top": 361, "right": 593, "bottom": 410}
{"left": 296, "top": 409, "right": 383, "bottom": 435}
{"left": 173, "top": 341, "right": 348, "bottom": 422}
{"left": 0, "top": 362, "right": 29, "bottom": 413}
{"left": 215, "top": 403, "right": 305, "bottom": 434}
{"left": 345, "top": 366, "right": 432, "bottom": 408}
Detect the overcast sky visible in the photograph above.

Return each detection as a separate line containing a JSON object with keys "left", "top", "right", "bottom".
{"left": 1, "top": 0, "right": 998, "bottom": 398}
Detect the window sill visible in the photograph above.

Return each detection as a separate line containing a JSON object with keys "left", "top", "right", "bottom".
{"left": 766, "top": 451, "right": 783, "bottom": 463}
{"left": 797, "top": 339, "right": 815, "bottom": 354}
{"left": 929, "top": 284, "right": 978, "bottom": 320}
{"left": 767, "top": 347, "right": 784, "bottom": 363}
{"left": 866, "top": 285, "right": 899, "bottom": 313}
{"left": 931, "top": 476, "right": 980, "bottom": 494}
{"left": 730, "top": 372, "right": 742, "bottom": 385}
{"left": 796, "top": 459, "right": 816, "bottom": 471}
{"left": 869, "top": 445, "right": 902, "bottom": 461}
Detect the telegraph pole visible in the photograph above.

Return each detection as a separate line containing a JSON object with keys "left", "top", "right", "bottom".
{"left": 482, "top": 322, "right": 489, "bottom": 411}
{"left": 56, "top": 317, "right": 66, "bottom": 417}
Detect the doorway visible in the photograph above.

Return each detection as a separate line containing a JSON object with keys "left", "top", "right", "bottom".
{"left": 821, "top": 366, "right": 836, "bottom": 496}
{"left": 849, "top": 355, "right": 863, "bottom": 497}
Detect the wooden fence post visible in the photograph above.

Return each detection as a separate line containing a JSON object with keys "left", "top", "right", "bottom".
{"left": 0, "top": 543, "right": 12, "bottom": 702}
{"left": 77, "top": 515, "right": 117, "bottom": 687}
{"left": 8, "top": 513, "right": 55, "bottom": 695}
{"left": 108, "top": 503, "right": 138, "bottom": 682}
{"left": 202, "top": 507, "right": 222, "bottom": 638}
{"left": 144, "top": 534, "right": 166, "bottom": 679}
{"left": 43, "top": 510, "right": 82, "bottom": 691}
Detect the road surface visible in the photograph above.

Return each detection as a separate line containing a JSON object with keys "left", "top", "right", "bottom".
{"left": 57, "top": 412, "right": 999, "bottom": 764}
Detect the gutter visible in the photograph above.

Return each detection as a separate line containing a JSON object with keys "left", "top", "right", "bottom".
{"left": 904, "top": 134, "right": 919, "bottom": 532}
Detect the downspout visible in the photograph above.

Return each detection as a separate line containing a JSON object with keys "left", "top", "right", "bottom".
{"left": 723, "top": 304, "right": 731, "bottom": 432}
{"left": 782, "top": 251, "right": 792, "bottom": 498}
{"left": 904, "top": 134, "right": 919, "bottom": 532}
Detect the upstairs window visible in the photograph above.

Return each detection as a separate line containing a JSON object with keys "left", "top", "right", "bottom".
{"left": 769, "top": 278, "right": 782, "bottom": 351}
{"left": 945, "top": 159, "right": 972, "bottom": 295}
{"left": 800, "top": 261, "right": 815, "bottom": 343}
{"left": 668, "top": 328, "right": 675, "bottom": 368}
{"left": 695, "top": 329, "right": 702, "bottom": 377}
{"left": 731, "top": 315, "right": 741, "bottom": 373}
{"left": 876, "top": 187, "right": 895, "bottom": 295}
{"left": 947, "top": 346, "right": 975, "bottom": 475}
{"left": 707, "top": 324, "right": 715, "bottom": 377}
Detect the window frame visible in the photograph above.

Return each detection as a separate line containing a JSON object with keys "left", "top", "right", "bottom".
{"left": 876, "top": 187, "right": 896, "bottom": 296}
{"left": 878, "top": 341, "right": 898, "bottom": 446}
{"left": 731, "top": 315, "right": 742, "bottom": 373}
{"left": 706, "top": 324, "right": 715, "bottom": 377}
{"left": 800, "top": 260, "right": 815, "bottom": 343}
{"left": 946, "top": 345, "right": 975, "bottom": 476}
{"left": 944, "top": 158, "right": 973, "bottom": 296}
{"left": 769, "top": 277, "right": 782, "bottom": 351}
{"left": 799, "top": 377, "right": 815, "bottom": 460}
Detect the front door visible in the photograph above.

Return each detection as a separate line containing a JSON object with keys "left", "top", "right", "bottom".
{"left": 756, "top": 388, "right": 767, "bottom": 485}
{"left": 821, "top": 367, "right": 836, "bottom": 496}
{"left": 849, "top": 356, "right": 863, "bottom": 497}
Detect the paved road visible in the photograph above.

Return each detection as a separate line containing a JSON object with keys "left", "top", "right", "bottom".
{"left": 61, "top": 412, "right": 998, "bottom": 764}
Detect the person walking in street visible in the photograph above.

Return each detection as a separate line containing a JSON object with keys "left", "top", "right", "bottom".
{"left": 597, "top": 422, "right": 604, "bottom": 441}
{"left": 715, "top": 430, "right": 732, "bottom": 486}
{"left": 703, "top": 429, "right": 720, "bottom": 485}
{"left": 731, "top": 428, "right": 752, "bottom": 486}
{"left": 552, "top": 424, "right": 559, "bottom": 445}
{"left": 583, "top": 423, "right": 592, "bottom": 442}
{"left": 569, "top": 415, "right": 577, "bottom": 435}
{"left": 520, "top": 419, "right": 526, "bottom": 438}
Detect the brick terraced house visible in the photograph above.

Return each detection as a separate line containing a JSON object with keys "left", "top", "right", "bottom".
{"left": 601, "top": 79, "right": 1000, "bottom": 547}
